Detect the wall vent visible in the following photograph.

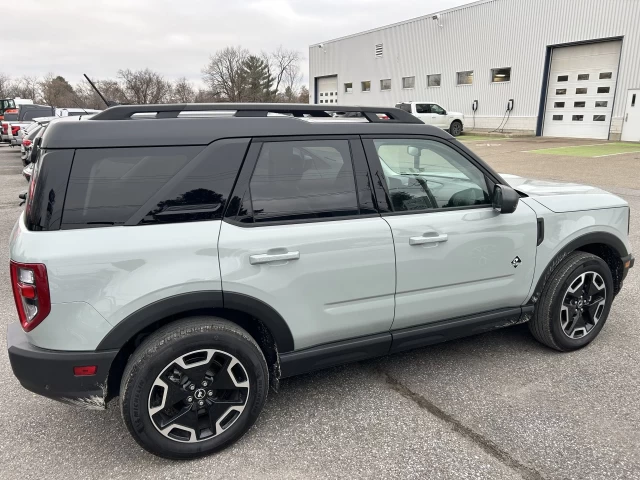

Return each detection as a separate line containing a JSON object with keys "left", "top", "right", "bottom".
{"left": 375, "top": 43, "right": 383, "bottom": 58}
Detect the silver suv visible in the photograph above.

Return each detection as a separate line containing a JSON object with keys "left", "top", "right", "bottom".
{"left": 7, "top": 104, "right": 634, "bottom": 459}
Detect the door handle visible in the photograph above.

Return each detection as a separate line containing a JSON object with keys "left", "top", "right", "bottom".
{"left": 409, "top": 234, "right": 448, "bottom": 246}
{"left": 250, "top": 251, "right": 300, "bottom": 265}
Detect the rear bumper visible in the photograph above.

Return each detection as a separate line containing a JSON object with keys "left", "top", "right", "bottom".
{"left": 6, "top": 323, "right": 118, "bottom": 408}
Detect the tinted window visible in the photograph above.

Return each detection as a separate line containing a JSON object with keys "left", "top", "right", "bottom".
{"left": 554, "top": 102, "right": 565, "bottom": 108}
{"left": 374, "top": 139, "right": 490, "bottom": 212}
{"left": 139, "top": 139, "right": 249, "bottom": 225}
{"left": 578, "top": 74, "right": 590, "bottom": 81}
{"left": 427, "top": 74, "right": 441, "bottom": 87}
{"left": 553, "top": 115, "right": 563, "bottom": 121}
{"left": 572, "top": 115, "right": 584, "bottom": 121}
{"left": 249, "top": 140, "right": 358, "bottom": 223}
{"left": 599, "top": 72, "right": 612, "bottom": 80}
{"left": 576, "top": 88, "right": 588, "bottom": 94}
{"left": 597, "top": 87, "right": 610, "bottom": 94}
{"left": 557, "top": 75, "right": 569, "bottom": 82}
{"left": 63, "top": 146, "right": 203, "bottom": 228}
{"left": 595, "top": 101, "right": 608, "bottom": 108}
{"left": 574, "top": 102, "right": 586, "bottom": 108}
{"left": 415, "top": 104, "right": 430, "bottom": 114}
{"left": 431, "top": 104, "right": 446, "bottom": 115}
{"left": 593, "top": 115, "right": 606, "bottom": 122}
{"left": 556, "top": 89, "right": 566, "bottom": 95}
{"left": 396, "top": 103, "right": 412, "bottom": 113}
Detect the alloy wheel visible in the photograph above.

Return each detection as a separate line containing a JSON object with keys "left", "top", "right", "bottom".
{"left": 560, "top": 271, "right": 607, "bottom": 339}
{"left": 148, "top": 349, "right": 250, "bottom": 443}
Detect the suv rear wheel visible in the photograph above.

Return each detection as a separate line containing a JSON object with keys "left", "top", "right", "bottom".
{"left": 529, "top": 252, "right": 614, "bottom": 351}
{"left": 120, "top": 317, "right": 268, "bottom": 459}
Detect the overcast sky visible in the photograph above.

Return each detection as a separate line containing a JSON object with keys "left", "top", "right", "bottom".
{"left": 1, "top": 0, "right": 471, "bottom": 87}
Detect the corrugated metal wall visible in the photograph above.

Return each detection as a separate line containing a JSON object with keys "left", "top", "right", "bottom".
{"left": 308, "top": 0, "right": 640, "bottom": 133}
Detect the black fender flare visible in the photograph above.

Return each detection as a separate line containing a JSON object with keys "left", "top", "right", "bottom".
{"left": 530, "top": 231, "right": 628, "bottom": 303}
{"left": 96, "top": 291, "right": 294, "bottom": 353}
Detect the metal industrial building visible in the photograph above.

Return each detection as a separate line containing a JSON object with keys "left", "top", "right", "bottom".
{"left": 308, "top": 0, "right": 640, "bottom": 141}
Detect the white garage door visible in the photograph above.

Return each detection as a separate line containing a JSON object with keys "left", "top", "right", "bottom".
{"left": 317, "top": 76, "right": 338, "bottom": 105}
{"left": 543, "top": 41, "right": 621, "bottom": 139}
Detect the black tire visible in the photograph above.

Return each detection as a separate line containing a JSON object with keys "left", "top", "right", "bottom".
{"left": 529, "top": 252, "right": 614, "bottom": 351}
{"left": 449, "top": 120, "right": 463, "bottom": 136}
{"left": 120, "top": 317, "right": 268, "bottom": 459}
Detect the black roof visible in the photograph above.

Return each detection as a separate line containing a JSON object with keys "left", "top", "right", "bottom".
{"left": 41, "top": 103, "right": 453, "bottom": 149}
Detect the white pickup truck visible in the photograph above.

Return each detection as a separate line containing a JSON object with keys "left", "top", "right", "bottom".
{"left": 395, "top": 101, "right": 465, "bottom": 137}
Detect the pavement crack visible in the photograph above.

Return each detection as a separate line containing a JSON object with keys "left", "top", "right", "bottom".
{"left": 380, "top": 370, "right": 546, "bottom": 480}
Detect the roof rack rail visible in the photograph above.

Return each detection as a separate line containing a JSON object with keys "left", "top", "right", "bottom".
{"left": 90, "top": 103, "right": 423, "bottom": 124}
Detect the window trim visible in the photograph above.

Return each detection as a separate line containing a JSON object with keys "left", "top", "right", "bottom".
{"left": 360, "top": 135, "right": 500, "bottom": 216}
{"left": 490, "top": 67, "right": 512, "bottom": 84}
{"left": 427, "top": 73, "right": 442, "bottom": 88}
{"left": 380, "top": 79, "right": 392, "bottom": 91}
{"left": 361, "top": 80, "right": 371, "bottom": 92}
{"left": 223, "top": 136, "right": 378, "bottom": 228}
{"left": 401, "top": 76, "right": 416, "bottom": 90}
{"left": 456, "top": 70, "right": 474, "bottom": 86}
{"left": 344, "top": 82, "right": 353, "bottom": 94}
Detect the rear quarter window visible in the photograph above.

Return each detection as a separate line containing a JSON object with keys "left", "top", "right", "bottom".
{"left": 62, "top": 146, "right": 203, "bottom": 228}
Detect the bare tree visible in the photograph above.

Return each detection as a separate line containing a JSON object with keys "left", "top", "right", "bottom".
{"left": 202, "top": 46, "right": 249, "bottom": 102}
{"left": 117, "top": 68, "right": 172, "bottom": 104}
{"left": 75, "top": 79, "right": 126, "bottom": 109}
{"left": 268, "top": 46, "right": 302, "bottom": 96}
{"left": 193, "top": 88, "right": 220, "bottom": 103}
{"left": 0, "top": 74, "right": 12, "bottom": 99}
{"left": 172, "top": 77, "right": 196, "bottom": 103}
{"left": 10, "top": 76, "right": 41, "bottom": 101}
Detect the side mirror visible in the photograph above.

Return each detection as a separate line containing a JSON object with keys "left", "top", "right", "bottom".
{"left": 407, "top": 146, "right": 420, "bottom": 157}
{"left": 492, "top": 184, "right": 519, "bottom": 214}
{"left": 29, "top": 136, "right": 42, "bottom": 164}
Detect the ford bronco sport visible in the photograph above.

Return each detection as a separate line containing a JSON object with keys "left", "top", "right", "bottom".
{"left": 7, "top": 104, "right": 634, "bottom": 459}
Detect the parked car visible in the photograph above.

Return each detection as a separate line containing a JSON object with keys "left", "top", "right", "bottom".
{"left": 395, "top": 101, "right": 465, "bottom": 136}
{"left": 0, "top": 97, "right": 33, "bottom": 120}
{"left": 55, "top": 107, "right": 102, "bottom": 117}
{"left": 22, "top": 162, "right": 33, "bottom": 182}
{"left": 2, "top": 104, "right": 55, "bottom": 145}
{"left": 19, "top": 124, "right": 44, "bottom": 165}
{"left": 7, "top": 104, "right": 633, "bottom": 459}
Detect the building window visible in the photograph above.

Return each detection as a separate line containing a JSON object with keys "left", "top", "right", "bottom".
{"left": 557, "top": 75, "right": 569, "bottom": 82}
{"left": 578, "top": 74, "right": 590, "bottom": 81}
{"left": 361, "top": 81, "right": 371, "bottom": 92}
{"left": 599, "top": 72, "right": 612, "bottom": 80}
{"left": 457, "top": 71, "right": 473, "bottom": 85}
{"left": 595, "top": 101, "right": 608, "bottom": 107}
{"left": 576, "top": 88, "right": 588, "bottom": 94}
{"left": 552, "top": 115, "right": 563, "bottom": 121}
{"left": 375, "top": 44, "right": 383, "bottom": 58}
{"left": 491, "top": 67, "right": 511, "bottom": 82}
{"left": 572, "top": 115, "right": 584, "bottom": 121}
{"left": 380, "top": 79, "right": 391, "bottom": 91}
{"left": 319, "top": 93, "right": 323, "bottom": 97}
{"left": 574, "top": 101, "right": 586, "bottom": 108}
{"left": 593, "top": 115, "right": 606, "bottom": 122}
{"left": 402, "top": 76, "right": 415, "bottom": 89}
{"left": 556, "top": 89, "right": 567, "bottom": 95}
{"left": 554, "top": 102, "right": 565, "bottom": 108}
{"left": 344, "top": 83, "right": 353, "bottom": 93}
{"left": 330, "top": 92, "right": 334, "bottom": 96}
{"left": 597, "top": 87, "right": 610, "bottom": 94}
{"left": 427, "top": 74, "right": 441, "bottom": 87}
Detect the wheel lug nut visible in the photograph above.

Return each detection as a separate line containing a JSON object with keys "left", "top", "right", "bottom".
{"left": 202, "top": 381, "right": 208, "bottom": 387}
{"left": 207, "top": 390, "right": 213, "bottom": 397}
{"left": 198, "top": 400, "right": 204, "bottom": 407}
{"left": 189, "top": 385, "right": 195, "bottom": 391}
{"left": 187, "top": 396, "right": 193, "bottom": 403}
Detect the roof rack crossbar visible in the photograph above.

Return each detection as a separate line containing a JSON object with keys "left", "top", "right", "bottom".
{"left": 90, "top": 103, "right": 423, "bottom": 124}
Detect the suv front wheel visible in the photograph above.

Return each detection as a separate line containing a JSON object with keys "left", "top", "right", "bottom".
{"left": 529, "top": 252, "right": 614, "bottom": 351}
{"left": 120, "top": 317, "right": 269, "bottom": 459}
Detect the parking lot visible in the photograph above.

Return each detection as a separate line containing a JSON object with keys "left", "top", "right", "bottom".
{"left": 0, "top": 137, "right": 639, "bottom": 480}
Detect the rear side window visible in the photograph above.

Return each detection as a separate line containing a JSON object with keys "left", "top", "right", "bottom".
{"left": 395, "top": 103, "right": 412, "bottom": 113}
{"left": 248, "top": 140, "right": 359, "bottom": 223}
{"left": 62, "top": 146, "right": 203, "bottom": 228}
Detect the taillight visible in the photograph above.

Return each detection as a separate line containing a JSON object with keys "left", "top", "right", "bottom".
{"left": 9, "top": 261, "right": 51, "bottom": 332}
{"left": 1, "top": 124, "right": 7, "bottom": 135}
{"left": 23, "top": 139, "right": 32, "bottom": 147}
{"left": 11, "top": 125, "right": 20, "bottom": 135}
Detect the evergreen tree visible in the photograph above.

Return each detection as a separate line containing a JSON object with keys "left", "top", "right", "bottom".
{"left": 240, "top": 55, "right": 274, "bottom": 102}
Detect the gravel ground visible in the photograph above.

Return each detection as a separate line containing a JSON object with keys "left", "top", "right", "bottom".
{"left": 0, "top": 137, "right": 638, "bottom": 480}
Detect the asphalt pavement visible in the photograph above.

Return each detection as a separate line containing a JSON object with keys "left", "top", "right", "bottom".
{"left": 0, "top": 138, "right": 638, "bottom": 480}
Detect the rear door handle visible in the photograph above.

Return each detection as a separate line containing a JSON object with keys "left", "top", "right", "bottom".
{"left": 249, "top": 251, "right": 300, "bottom": 265}
{"left": 409, "top": 234, "right": 448, "bottom": 246}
